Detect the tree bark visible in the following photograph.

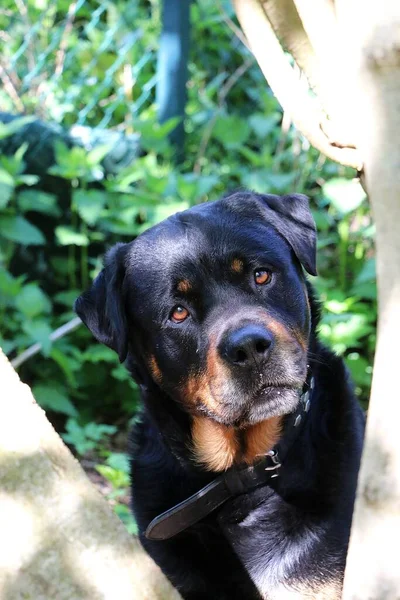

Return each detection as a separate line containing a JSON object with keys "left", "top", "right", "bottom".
{"left": 337, "top": 2, "right": 400, "bottom": 598}
{"left": 0, "top": 347, "right": 181, "bottom": 600}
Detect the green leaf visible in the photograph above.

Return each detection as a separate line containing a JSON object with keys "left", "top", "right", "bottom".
{"left": 213, "top": 115, "right": 251, "bottom": 149}
{"left": 53, "top": 290, "right": 81, "bottom": 307}
{"left": 345, "top": 352, "right": 372, "bottom": 389}
{"left": 0, "top": 269, "right": 23, "bottom": 305}
{"left": 322, "top": 178, "right": 366, "bottom": 215}
{"left": 241, "top": 170, "right": 295, "bottom": 194}
{"left": 73, "top": 189, "right": 106, "bottom": 225}
{"left": 106, "top": 452, "right": 130, "bottom": 473}
{"left": 15, "top": 284, "right": 51, "bottom": 318}
{"left": 96, "top": 464, "right": 129, "bottom": 488}
{"left": 311, "top": 209, "right": 334, "bottom": 232}
{"left": 82, "top": 345, "right": 118, "bottom": 363}
{"left": 0, "top": 169, "right": 15, "bottom": 209}
{"left": 196, "top": 175, "right": 219, "bottom": 199}
{"left": 17, "top": 190, "right": 61, "bottom": 217}
{"left": 150, "top": 201, "right": 190, "bottom": 224}
{"left": 55, "top": 226, "right": 89, "bottom": 246}
{"left": 354, "top": 258, "right": 376, "bottom": 285}
{"left": 0, "top": 216, "right": 45, "bottom": 245}
{"left": 248, "top": 113, "right": 280, "bottom": 138}
{"left": 50, "top": 347, "right": 79, "bottom": 387}
{"left": 319, "top": 313, "right": 374, "bottom": 354}
{"left": 0, "top": 116, "right": 34, "bottom": 140}
{"left": 22, "top": 320, "right": 52, "bottom": 354}
{"left": 33, "top": 384, "right": 78, "bottom": 417}
{"left": 84, "top": 422, "right": 116, "bottom": 441}
{"left": 62, "top": 419, "right": 95, "bottom": 455}
{"left": 87, "top": 144, "right": 112, "bottom": 166}
{"left": 113, "top": 503, "right": 138, "bottom": 534}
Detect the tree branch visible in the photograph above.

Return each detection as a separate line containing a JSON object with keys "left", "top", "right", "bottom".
{"left": 233, "top": 0, "right": 362, "bottom": 168}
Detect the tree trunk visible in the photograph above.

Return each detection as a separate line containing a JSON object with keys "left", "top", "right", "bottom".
{"left": 0, "top": 347, "right": 181, "bottom": 600}
{"left": 337, "top": 2, "right": 400, "bottom": 598}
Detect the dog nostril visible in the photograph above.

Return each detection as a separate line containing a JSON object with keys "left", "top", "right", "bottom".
{"left": 219, "top": 325, "right": 274, "bottom": 367}
{"left": 235, "top": 349, "right": 248, "bottom": 363}
{"left": 255, "top": 339, "right": 270, "bottom": 355}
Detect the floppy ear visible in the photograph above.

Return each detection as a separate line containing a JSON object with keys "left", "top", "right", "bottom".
{"left": 74, "top": 243, "right": 129, "bottom": 362}
{"left": 258, "top": 193, "right": 317, "bottom": 276}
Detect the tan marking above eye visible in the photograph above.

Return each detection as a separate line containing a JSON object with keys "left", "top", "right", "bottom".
{"left": 177, "top": 279, "right": 191, "bottom": 293}
{"left": 231, "top": 258, "right": 244, "bottom": 273}
{"left": 254, "top": 269, "right": 272, "bottom": 285}
{"left": 171, "top": 305, "right": 189, "bottom": 323}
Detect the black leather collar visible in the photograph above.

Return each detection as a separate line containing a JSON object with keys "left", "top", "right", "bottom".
{"left": 145, "top": 378, "right": 314, "bottom": 541}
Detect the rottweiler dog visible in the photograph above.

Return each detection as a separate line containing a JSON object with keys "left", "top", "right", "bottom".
{"left": 75, "top": 191, "right": 365, "bottom": 600}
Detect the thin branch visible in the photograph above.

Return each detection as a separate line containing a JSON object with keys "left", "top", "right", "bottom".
{"left": 194, "top": 56, "right": 254, "bottom": 174}
{"left": 55, "top": 1, "right": 77, "bottom": 77}
{"left": 233, "top": 0, "right": 362, "bottom": 169}
{"left": 11, "top": 317, "right": 82, "bottom": 369}
{"left": 260, "top": 0, "right": 320, "bottom": 94}
{"left": 216, "top": 1, "right": 251, "bottom": 51}
{"left": 14, "top": 0, "right": 35, "bottom": 73}
{"left": 0, "top": 64, "right": 25, "bottom": 112}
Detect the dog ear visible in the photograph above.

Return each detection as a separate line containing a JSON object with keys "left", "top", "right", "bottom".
{"left": 74, "top": 243, "right": 129, "bottom": 362}
{"left": 258, "top": 193, "right": 317, "bottom": 276}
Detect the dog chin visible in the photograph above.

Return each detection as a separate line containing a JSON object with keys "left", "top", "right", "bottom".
{"left": 244, "top": 387, "right": 301, "bottom": 425}
{"left": 216, "top": 387, "right": 301, "bottom": 428}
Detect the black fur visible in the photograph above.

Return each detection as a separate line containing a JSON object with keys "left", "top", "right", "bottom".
{"left": 75, "top": 191, "right": 365, "bottom": 599}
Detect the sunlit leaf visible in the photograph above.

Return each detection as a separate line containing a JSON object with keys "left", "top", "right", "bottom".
{"left": 322, "top": 178, "right": 366, "bottom": 215}
{"left": 55, "top": 226, "right": 89, "bottom": 246}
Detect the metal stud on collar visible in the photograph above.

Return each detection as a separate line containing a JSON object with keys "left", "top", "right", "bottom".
{"left": 294, "top": 414, "right": 302, "bottom": 427}
{"left": 264, "top": 449, "right": 282, "bottom": 476}
{"left": 294, "top": 376, "right": 314, "bottom": 427}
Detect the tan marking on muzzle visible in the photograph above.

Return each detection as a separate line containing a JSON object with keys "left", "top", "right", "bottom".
{"left": 149, "top": 355, "right": 162, "bottom": 383}
{"left": 183, "top": 373, "right": 222, "bottom": 416}
{"left": 181, "top": 338, "right": 228, "bottom": 416}
{"left": 264, "top": 316, "right": 308, "bottom": 352}
{"left": 177, "top": 279, "right": 191, "bottom": 293}
{"left": 243, "top": 417, "right": 282, "bottom": 464}
{"left": 192, "top": 417, "right": 238, "bottom": 472}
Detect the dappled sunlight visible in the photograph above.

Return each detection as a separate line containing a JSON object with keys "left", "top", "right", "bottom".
{"left": 0, "top": 496, "right": 38, "bottom": 572}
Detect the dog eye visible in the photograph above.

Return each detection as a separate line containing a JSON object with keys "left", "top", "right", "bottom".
{"left": 170, "top": 305, "right": 189, "bottom": 323}
{"left": 254, "top": 269, "right": 272, "bottom": 285}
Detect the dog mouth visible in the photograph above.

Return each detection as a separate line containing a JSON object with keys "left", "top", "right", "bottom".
{"left": 254, "top": 382, "right": 302, "bottom": 399}
{"left": 237, "top": 384, "right": 302, "bottom": 426}
{"left": 200, "top": 379, "right": 304, "bottom": 427}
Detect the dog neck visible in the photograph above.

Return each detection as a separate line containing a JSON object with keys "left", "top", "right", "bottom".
{"left": 191, "top": 416, "right": 282, "bottom": 472}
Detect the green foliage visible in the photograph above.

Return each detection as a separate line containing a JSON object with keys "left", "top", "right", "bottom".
{"left": 62, "top": 418, "right": 117, "bottom": 456}
{"left": 97, "top": 453, "right": 138, "bottom": 535}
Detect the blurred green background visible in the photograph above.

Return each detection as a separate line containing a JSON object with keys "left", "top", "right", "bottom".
{"left": 0, "top": 0, "right": 375, "bottom": 530}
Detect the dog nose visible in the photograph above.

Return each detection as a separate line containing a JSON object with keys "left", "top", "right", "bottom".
{"left": 219, "top": 325, "right": 273, "bottom": 367}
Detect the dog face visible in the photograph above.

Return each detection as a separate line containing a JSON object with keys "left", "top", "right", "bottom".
{"left": 75, "top": 191, "right": 316, "bottom": 428}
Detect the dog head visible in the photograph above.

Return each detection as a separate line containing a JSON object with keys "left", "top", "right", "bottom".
{"left": 75, "top": 191, "right": 316, "bottom": 429}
